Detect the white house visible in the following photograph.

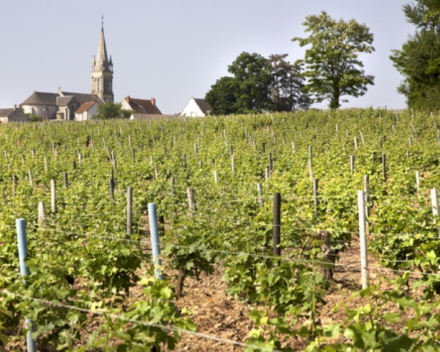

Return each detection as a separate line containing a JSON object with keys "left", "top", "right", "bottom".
{"left": 180, "top": 98, "right": 212, "bottom": 117}
{"left": 74, "top": 100, "right": 100, "bottom": 121}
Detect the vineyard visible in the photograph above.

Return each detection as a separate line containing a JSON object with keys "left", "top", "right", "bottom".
{"left": 1, "top": 109, "right": 440, "bottom": 351}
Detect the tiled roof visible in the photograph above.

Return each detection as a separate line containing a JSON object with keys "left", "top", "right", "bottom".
{"left": 75, "top": 100, "right": 96, "bottom": 114}
{"left": 125, "top": 97, "right": 162, "bottom": 114}
{"left": 194, "top": 98, "right": 212, "bottom": 115}
{"left": 0, "top": 109, "right": 14, "bottom": 117}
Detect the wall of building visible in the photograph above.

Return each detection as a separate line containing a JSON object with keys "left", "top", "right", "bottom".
{"left": 8, "top": 109, "right": 28, "bottom": 122}
{"left": 180, "top": 98, "right": 205, "bottom": 117}
{"left": 22, "top": 105, "right": 58, "bottom": 120}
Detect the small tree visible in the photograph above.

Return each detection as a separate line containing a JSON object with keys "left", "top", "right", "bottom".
{"left": 292, "top": 11, "right": 375, "bottom": 109}
{"left": 95, "top": 102, "right": 131, "bottom": 119}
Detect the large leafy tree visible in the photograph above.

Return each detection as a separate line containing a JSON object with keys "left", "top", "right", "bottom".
{"left": 292, "top": 11, "right": 375, "bottom": 109}
{"left": 390, "top": 0, "right": 440, "bottom": 111}
{"left": 268, "top": 54, "right": 310, "bottom": 111}
{"left": 205, "top": 77, "right": 238, "bottom": 115}
{"left": 206, "top": 52, "right": 310, "bottom": 115}
{"left": 227, "top": 52, "right": 274, "bottom": 113}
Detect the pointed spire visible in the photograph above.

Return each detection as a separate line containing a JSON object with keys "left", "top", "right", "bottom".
{"left": 95, "top": 18, "right": 109, "bottom": 71}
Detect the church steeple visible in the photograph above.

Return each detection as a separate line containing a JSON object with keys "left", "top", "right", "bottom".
{"left": 91, "top": 17, "right": 114, "bottom": 103}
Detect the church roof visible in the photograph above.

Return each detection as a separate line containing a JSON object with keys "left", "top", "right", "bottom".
{"left": 57, "top": 96, "right": 75, "bottom": 106}
{"left": 21, "top": 91, "right": 103, "bottom": 106}
{"left": 193, "top": 98, "right": 212, "bottom": 115}
{"left": 0, "top": 108, "right": 14, "bottom": 117}
{"left": 62, "top": 92, "right": 104, "bottom": 105}
{"left": 21, "top": 92, "right": 58, "bottom": 106}
{"left": 124, "top": 96, "right": 162, "bottom": 114}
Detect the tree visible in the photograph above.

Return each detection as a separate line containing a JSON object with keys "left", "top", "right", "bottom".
{"left": 268, "top": 54, "right": 310, "bottom": 111}
{"left": 95, "top": 102, "right": 131, "bottom": 119}
{"left": 205, "top": 77, "right": 238, "bottom": 115}
{"left": 228, "top": 52, "right": 274, "bottom": 113}
{"left": 292, "top": 11, "right": 375, "bottom": 109}
{"left": 390, "top": 0, "right": 440, "bottom": 111}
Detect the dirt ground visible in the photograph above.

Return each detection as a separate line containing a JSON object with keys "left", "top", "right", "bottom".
{"left": 2, "top": 238, "right": 421, "bottom": 351}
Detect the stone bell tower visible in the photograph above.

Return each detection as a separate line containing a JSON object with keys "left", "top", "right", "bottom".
{"left": 91, "top": 17, "right": 114, "bottom": 103}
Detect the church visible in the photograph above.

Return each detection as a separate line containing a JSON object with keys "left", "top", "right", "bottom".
{"left": 21, "top": 22, "right": 114, "bottom": 120}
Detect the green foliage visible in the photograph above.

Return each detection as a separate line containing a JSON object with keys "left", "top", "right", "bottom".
{"left": 1, "top": 109, "right": 440, "bottom": 350}
{"left": 205, "top": 76, "right": 238, "bottom": 115}
{"left": 95, "top": 102, "right": 131, "bottom": 119}
{"left": 228, "top": 52, "right": 275, "bottom": 113}
{"left": 268, "top": 54, "right": 310, "bottom": 112}
{"left": 390, "top": 0, "right": 440, "bottom": 111}
{"left": 206, "top": 52, "right": 308, "bottom": 114}
{"left": 293, "top": 11, "right": 375, "bottom": 109}
{"left": 26, "top": 114, "right": 42, "bottom": 122}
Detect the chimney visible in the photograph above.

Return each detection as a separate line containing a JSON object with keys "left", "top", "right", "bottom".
{"left": 126, "top": 95, "right": 130, "bottom": 103}
{"left": 151, "top": 98, "right": 156, "bottom": 106}
{"left": 14, "top": 104, "right": 17, "bottom": 110}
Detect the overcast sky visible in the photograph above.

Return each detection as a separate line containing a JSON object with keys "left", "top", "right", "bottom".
{"left": 0, "top": 0, "right": 415, "bottom": 114}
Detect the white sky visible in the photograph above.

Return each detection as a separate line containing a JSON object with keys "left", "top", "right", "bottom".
{"left": 0, "top": 0, "right": 414, "bottom": 114}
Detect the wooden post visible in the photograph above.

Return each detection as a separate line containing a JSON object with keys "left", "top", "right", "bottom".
{"left": 416, "top": 171, "right": 420, "bottom": 195}
{"left": 268, "top": 153, "right": 272, "bottom": 172}
{"left": 265, "top": 168, "right": 269, "bottom": 181}
{"left": 170, "top": 177, "right": 175, "bottom": 197}
{"left": 313, "top": 179, "right": 319, "bottom": 218}
{"left": 78, "top": 149, "right": 82, "bottom": 164}
{"left": 350, "top": 155, "right": 355, "bottom": 174}
{"left": 13, "top": 174, "right": 18, "bottom": 197}
{"left": 127, "top": 187, "right": 133, "bottom": 236}
{"left": 358, "top": 190, "right": 368, "bottom": 289}
{"left": 213, "top": 171, "right": 218, "bottom": 184}
{"left": 187, "top": 188, "right": 196, "bottom": 214}
{"left": 28, "top": 169, "right": 33, "bottom": 187}
{"left": 354, "top": 137, "right": 358, "bottom": 150}
{"left": 359, "top": 130, "right": 365, "bottom": 145}
{"left": 431, "top": 188, "right": 439, "bottom": 224}
{"left": 273, "top": 193, "right": 281, "bottom": 256}
{"left": 109, "top": 178, "right": 115, "bottom": 200}
{"left": 44, "top": 157, "right": 48, "bottom": 172}
{"left": 291, "top": 141, "right": 295, "bottom": 153}
{"left": 364, "top": 175, "right": 370, "bottom": 219}
{"left": 38, "top": 202, "right": 46, "bottom": 224}
{"left": 16, "top": 219, "right": 37, "bottom": 352}
{"left": 50, "top": 179, "right": 56, "bottom": 213}
{"left": 257, "top": 183, "right": 264, "bottom": 207}
{"left": 382, "top": 153, "right": 387, "bottom": 182}
{"left": 183, "top": 153, "right": 187, "bottom": 168}
{"left": 231, "top": 154, "right": 235, "bottom": 173}
{"left": 64, "top": 172, "right": 68, "bottom": 188}
{"left": 73, "top": 160, "right": 77, "bottom": 170}
{"left": 309, "top": 146, "right": 313, "bottom": 181}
